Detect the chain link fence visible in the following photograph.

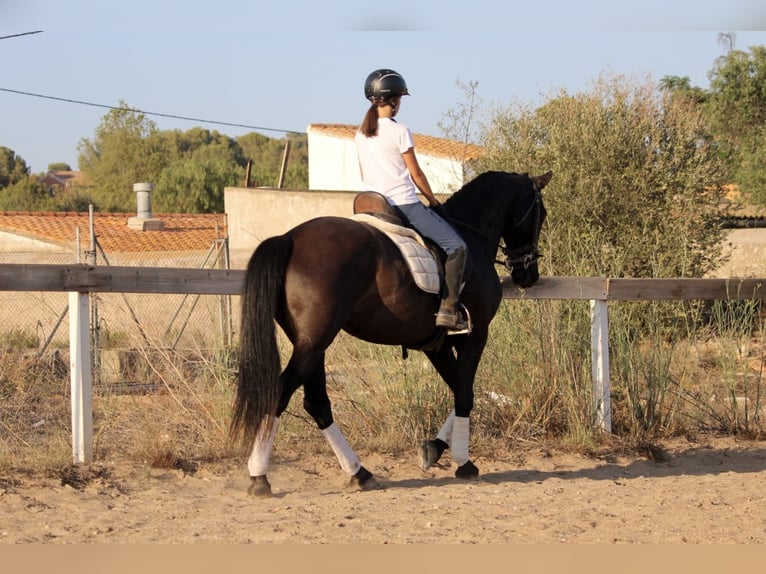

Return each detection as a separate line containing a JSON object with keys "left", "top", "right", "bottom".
{"left": 0, "top": 216, "right": 235, "bottom": 390}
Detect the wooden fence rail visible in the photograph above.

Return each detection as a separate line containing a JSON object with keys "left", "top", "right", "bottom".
{"left": 1, "top": 264, "right": 764, "bottom": 464}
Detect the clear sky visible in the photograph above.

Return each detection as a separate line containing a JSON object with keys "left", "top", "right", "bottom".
{"left": 2, "top": 0, "right": 766, "bottom": 173}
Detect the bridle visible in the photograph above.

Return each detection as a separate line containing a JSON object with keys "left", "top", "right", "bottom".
{"left": 499, "top": 182, "right": 544, "bottom": 272}
{"left": 444, "top": 178, "right": 544, "bottom": 272}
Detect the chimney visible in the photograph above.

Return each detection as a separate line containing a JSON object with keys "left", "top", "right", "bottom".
{"left": 127, "top": 182, "right": 165, "bottom": 231}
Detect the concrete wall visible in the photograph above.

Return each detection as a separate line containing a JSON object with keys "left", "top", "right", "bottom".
{"left": 223, "top": 185, "right": 452, "bottom": 268}
{"left": 0, "top": 230, "right": 69, "bottom": 253}
{"left": 713, "top": 228, "right": 766, "bottom": 278}
{"left": 224, "top": 186, "right": 357, "bottom": 267}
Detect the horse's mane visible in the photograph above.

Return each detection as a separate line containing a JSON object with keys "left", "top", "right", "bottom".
{"left": 444, "top": 171, "right": 524, "bottom": 222}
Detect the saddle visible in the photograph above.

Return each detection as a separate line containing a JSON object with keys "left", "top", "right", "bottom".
{"left": 352, "top": 191, "right": 472, "bottom": 342}
{"left": 352, "top": 192, "right": 441, "bottom": 294}
{"left": 353, "top": 192, "right": 402, "bottom": 222}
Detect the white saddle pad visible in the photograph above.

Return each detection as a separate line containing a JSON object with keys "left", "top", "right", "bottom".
{"left": 352, "top": 213, "right": 441, "bottom": 294}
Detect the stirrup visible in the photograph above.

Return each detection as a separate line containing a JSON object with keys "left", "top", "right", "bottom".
{"left": 435, "top": 305, "right": 472, "bottom": 335}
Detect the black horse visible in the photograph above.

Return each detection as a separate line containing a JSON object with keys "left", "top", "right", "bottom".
{"left": 231, "top": 170, "right": 551, "bottom": 496}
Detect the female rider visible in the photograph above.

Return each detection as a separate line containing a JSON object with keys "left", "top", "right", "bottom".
{"left": 354, "top": 68, "right": 468, "bottom": 331}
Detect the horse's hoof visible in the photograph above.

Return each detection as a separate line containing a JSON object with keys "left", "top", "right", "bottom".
{"left": 348, "top": 466, "right": 381, "bottom": 492}
{"left": 420, "top": 439, "right": 448, "bottom": 470}
{"left": 455, "top": 460, "right": 480, "bottom": 480}
{"left": 248, "top": 475, "right": 273, "bottom": 497}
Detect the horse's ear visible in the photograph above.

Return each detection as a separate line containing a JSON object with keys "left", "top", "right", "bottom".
{"left": 533, "top": 171, "right": 553, "bottom": 191}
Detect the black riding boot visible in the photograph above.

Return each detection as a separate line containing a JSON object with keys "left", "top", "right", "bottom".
{"left": 435, "top": 248, "right": 468, "bottom": 330}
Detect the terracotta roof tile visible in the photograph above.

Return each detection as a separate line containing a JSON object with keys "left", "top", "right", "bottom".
{"left": 308, "top": 123, "right": 484, "bottom": 160}
{"left": 0, "top": 211, "right": 227, "bottom": 253}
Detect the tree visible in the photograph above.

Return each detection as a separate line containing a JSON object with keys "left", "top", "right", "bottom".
{"left": 162, "top": 127, "right": 245, "bottom": 165}
{"left": 0, "top": 147, "right": 30, "bottom": 188}
{"left": 236, "top": 132, "right": 308, "bottom": 188}
{"left": 705, "top": 45, "right": 766, "bottom": 204}
{"left": 77, "top": 102, "right": 174, "bottom": 211}
{"left": 77, "top": 105, "right": 299, "bottom": 212}
{"left": 73, "top": 103, "right": 311, "bottom": 212}
{"left": 154, "top": 157, "right": 242, "bottom": 213}
{"left": 476, "top": 71, "right": 726, "bottom": 279}
{"left": 47, "top": 162, "right": 72, "bottom": 172}
{"left": 438, "top": 79, "right": 483, "bottom": 180}
{"left": 0, "top": 178, "right": 51, "bottom": 210}
{"left": 141, "top": 127, "right": 246, "bottom": 213}
{"left": 659, "top": 75, "right": 707, "bottom": 104}
{"left": 0, "top": 178, "right": 91, "bottom": 211}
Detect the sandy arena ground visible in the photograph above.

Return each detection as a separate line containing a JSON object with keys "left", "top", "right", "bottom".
{"left": 2, "top": 436, "right": 766, "bottom": 544}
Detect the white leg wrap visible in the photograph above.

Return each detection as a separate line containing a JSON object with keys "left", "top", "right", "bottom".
{"left": 322, "top": 423, "right": 361, "bottom": 476}
{"left": 451, "top": 416, "right": 470, "bottom": 466}
{"left": 436, "top": 409, "right": 456, "bottom": 445}
{"left": 247, "top": 416, "right": 279, "bottom": 477}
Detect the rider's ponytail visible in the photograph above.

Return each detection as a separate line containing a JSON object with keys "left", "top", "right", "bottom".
{"left": 360, "top": 104, "right": 379, "bottom": 138}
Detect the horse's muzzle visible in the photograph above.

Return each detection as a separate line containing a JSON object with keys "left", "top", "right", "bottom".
{"left": 510, "top": 265, "right": 540, "bottom": 288}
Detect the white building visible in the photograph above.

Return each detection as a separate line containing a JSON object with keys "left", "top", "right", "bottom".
{"left": 306, "top": 123, "right": 483, "bottom": 195}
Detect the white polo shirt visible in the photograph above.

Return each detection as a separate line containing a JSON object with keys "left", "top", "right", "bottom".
{"left": 354, "top": 117, "right": 420, "bottom": 206}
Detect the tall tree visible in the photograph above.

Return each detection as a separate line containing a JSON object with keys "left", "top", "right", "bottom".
{"left": 705, "top": 45, "right": 766, "bottom": 204}
{"left": 0, "top": 147, "right": 30, "bottom": 188}
{"left": 77, "top": 102, "right": 174, "bottom": 211}
{"left": 236, "top": 132, "right": 308, "bottom": 188}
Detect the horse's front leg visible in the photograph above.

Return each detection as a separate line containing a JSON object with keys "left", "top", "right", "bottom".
{"left": 423, "top": 343, "right": 483, "bottom": 479}
{"left": 450, "top": 414, "right": 479, "bottom": 479}
{"left": 421, "top": 409, "right": 479, "bottom": 479}
{"left": 420, "top": 409, "right": 452, "bottom": 469}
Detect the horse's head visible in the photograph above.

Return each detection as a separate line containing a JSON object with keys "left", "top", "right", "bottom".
{"left": 502, "top": 171, "right": 551, "bottom": 288}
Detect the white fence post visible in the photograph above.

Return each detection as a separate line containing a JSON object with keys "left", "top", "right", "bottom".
{"left": 69, "top": 291, "right": 93, "bottom": 464}
{"left": 590, "top": 299, "right": 611, "bottom": 433}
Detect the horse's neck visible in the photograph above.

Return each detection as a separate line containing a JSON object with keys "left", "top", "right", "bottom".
{"left": 447, "top": 205, "right": 505, "bottom": 261}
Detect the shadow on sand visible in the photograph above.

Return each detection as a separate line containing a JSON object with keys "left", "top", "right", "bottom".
{"left": 378, "top": 444, "right": 766, "bottom": 491}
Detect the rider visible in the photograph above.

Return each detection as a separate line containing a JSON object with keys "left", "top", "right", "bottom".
{"left": 355, "top": 68, "right": 468, "bottom": 331}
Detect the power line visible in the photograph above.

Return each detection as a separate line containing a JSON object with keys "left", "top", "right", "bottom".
{"left": 0, "top": 87, "right": 304, "bottom": 135}
{"left": 0, "top": 31, "right": 44, "bottom": 40}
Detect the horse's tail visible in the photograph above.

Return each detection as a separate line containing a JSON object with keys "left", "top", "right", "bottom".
{"left": 229, "top": 234, "right": 293, "bottom": 448}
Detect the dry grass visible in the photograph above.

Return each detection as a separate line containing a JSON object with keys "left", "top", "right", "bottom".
{"left": 1, "top": 299, "right": 764, "bottom": 475}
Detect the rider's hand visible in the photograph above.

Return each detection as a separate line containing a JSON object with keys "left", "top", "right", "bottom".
{"left": 430, "top": 202, "right": 447, "bottom": 219}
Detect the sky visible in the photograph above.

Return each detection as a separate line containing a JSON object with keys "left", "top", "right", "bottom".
{"left": 2, "top": 0, "right": 766, "bottom": 173}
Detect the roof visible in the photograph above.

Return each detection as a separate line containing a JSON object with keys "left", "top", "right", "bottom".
{"left": 307, "top": 123, "right": 484, "bottom": 161}
{"left": 0, "top": 211, "right": 227, "bottom": 253}
{"left": 39, "top": 170, "right": 90, "bottom": 189}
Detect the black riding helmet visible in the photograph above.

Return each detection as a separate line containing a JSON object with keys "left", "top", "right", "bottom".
{"left": 364, "top": 69, "right": 410, "bottom": 102}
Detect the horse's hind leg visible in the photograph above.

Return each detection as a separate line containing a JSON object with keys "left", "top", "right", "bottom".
{"left": 247, "top": 415, "right": 280, "bottom": 497}
{"left": 245, "top": 349, "right": 321, "bottom": 497}
{"left": 302, "top": 357, "right": 379, "bottom": 491}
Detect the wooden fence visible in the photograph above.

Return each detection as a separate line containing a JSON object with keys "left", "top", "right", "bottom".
{"left": 1, "top": 263, "right": 764, "bottom": 464}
